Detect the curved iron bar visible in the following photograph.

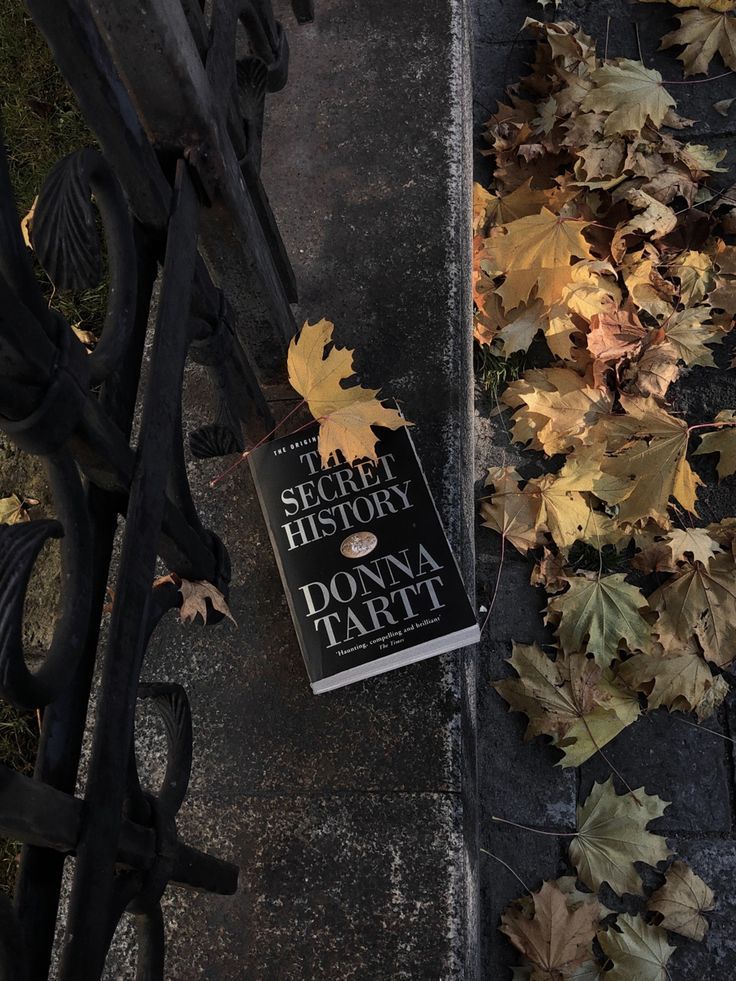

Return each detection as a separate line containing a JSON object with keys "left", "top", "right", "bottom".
{"left": 0, "top": 452, "right": 91, "bottom": 712}
{"left": 0, "top": 1, "right": 314, "bottom": 978}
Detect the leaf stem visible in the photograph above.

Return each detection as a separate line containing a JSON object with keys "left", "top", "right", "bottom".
{"left": 480, "top": 532, "right": 505, "bottom": 637}
{"left": 578, "top": 708, "right": 642, "bottom": 806}
{"left": 480, "top": 848, "right": 532, "bottom": 895}
{"left": 491, "top": 815, "right": 578, "bottom": 837}
{"left": 673, "top": 714, "right": 736, "bottom": 746}
{"left": 687, "top": 421, "right": 736, "bottom": 434}
{"left": 664, "top": 70, "right": 735, "bottom": 85}
{"left": 209, "top": 399, "right": 308, "bottom": 488}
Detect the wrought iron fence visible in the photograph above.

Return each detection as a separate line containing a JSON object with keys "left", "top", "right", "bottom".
{"left": 0, "top": 2, "right": 312, "bottom": 978}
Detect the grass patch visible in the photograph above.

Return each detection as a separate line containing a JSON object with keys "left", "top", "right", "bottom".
{"left": 474, "top": 342, "right": 525, "bottom": 397}
{"left": 0, "top": 0, "right": 105, "bottom": 335}
{"left": 0, "top": 703, "right": 38, "bottom": 894}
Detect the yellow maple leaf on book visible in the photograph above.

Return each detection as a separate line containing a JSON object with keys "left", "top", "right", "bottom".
{"left": 287, "top": 319, "right": 408, "bottom": 466}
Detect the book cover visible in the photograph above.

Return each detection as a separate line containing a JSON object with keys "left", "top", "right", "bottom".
{"left": 248, "top": 424, "right": 480, "bottom": 693}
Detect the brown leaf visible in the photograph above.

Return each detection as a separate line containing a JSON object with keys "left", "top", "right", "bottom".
{"left": 649, "top": 555, "right": 736, "bottom": 667}
{"left": 586, "top": 308, "right": 647, "bottom": 365}
{"left": 155, "top": 575, "right": 237, "bottom": 626}
{"left": 662, "top": 10, "right": 736, "bottom": 77}
{"left": 501, "top": 880, "right": 598, "bottom": 977}
{"left": 648, "top": 860, "right": 715, "bottom": 941}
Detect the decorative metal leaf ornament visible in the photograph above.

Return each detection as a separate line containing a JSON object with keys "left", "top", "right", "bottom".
{"left": 31, "top": 148, "right": 103, "bottom": 290}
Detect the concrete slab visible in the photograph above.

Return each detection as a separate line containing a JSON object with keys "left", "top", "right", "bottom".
{"left": 105, "top": 792, "right": 463, "bottom": 980}
{"left": 101, "top": 0, "right": 477, "bottom": 976}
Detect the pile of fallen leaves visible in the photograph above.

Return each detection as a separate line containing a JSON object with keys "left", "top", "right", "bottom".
{"left": 497, "top": 779, "right": 714, "bottom": 979}
{"left": 475, "top": 10, "right": 736, "bottom": 976}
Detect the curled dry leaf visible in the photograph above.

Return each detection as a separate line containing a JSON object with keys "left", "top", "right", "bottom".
{"left": 494, "top": 642, "right": 640, "bottom": 767}
{"left": 648, "top": 859, "right": 715, "bottom": 941}
{"left": 693, "top": 410, "right": 736, "bottom": 479}
{"left": 179, "top": 580, "right": 236, "bottom": 626}
{"left": 0, "top": 495, "right": 38, "bottom": 525}
{"left": 155, "top": 574, "right": 236, "bottom": 626}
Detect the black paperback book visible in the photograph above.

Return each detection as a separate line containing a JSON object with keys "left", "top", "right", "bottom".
{"left": 249, "top": 424, "right": 480, "bottom": 693}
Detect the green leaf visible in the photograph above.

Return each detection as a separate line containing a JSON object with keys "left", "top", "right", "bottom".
{"left": 598, "top": 915, "right": 675, "bottom": 981}
{"left": 546, "top": 574, "right": 652, "bottom": 665}
{"left": 570, "top": 778, "right": 672, "bottom": 895}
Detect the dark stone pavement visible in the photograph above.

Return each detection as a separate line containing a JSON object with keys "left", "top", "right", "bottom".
{"left": 473, "top": 2, "right": 736, "bottom": 977}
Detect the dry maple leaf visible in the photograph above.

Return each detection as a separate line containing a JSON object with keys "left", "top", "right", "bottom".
{"left": 662, "top": 306, "right": 723, "bottom": 367}
{"left": 484, "top": 178, "right": 553, "bottom": 225}
{"left": 545, "top": 305, "right": 583, "bottom": 362}
{"left": 495, "top": 301, "right": 544, "bottom": 357}
{"left": 570, "top": 778, "right": 672, "bottom": 895}
{"left": 662, "top": 10, "right": 736, "bottom": 77}
{"left": 0, "top": 495, "right": 38, "bottom": 525}
{"left": 179, "top": 579, "right": 236, "bottom": 625}
{"left": 481, "top": 468, "right": 544, "bottom": 555}
{"left": 670, "top": 250, "right": 714, "bottom": 304}
{"left": 488, "top": 208, "right": 593, "bottom": 310}
{"left": 514, "top": 385, "right": 613, "bottom": 456}
{"left": 617, "top": 644, "right": 719, "bottom": 714}
{"left": 586, "top": 307, "right": 646, "bottom": 365}
{"left": 598, "top": 914, "right": 675, "bottom": 981}
{"left": 500, "top": 880, "right": 598, "bottom": 978}
{"left": 502, "top": 367, "right": 610, "bottom": 455}
{"left": 693, "top": 410, "right": 736, "bottom": 479}
{"left": 649, "top": 554, "right": 736, "bottom": 667}
{"left": 494, "top": 642, "right": 639, "bottom": 767}
{"left": 593, "top": 395, "right": 701, "bottom": 526}
{"left": 638, "top": 0, "right": 734, "bottom": 10}
{"left": 581, "top": 60, "right": 676, "bottom": 136}
{"left": 287, "top": 319, "right": 408, "bottom": 466}
{"left": 648, "top": 860, "right": 715, "bottom": 941}
{"left": 546, "top": 573, "right": 652, "bottom": 664}
{"left": 527, "top": 480, "right": 598, "bottom": 550}
{"left": 666, "top": 526, "right": 723, "bottom": 566}
{"left": 155, "top": 574, "right": 236, "bottom": 625}
{"left": 623, "top": 336, "right": 681, "bottom": 402}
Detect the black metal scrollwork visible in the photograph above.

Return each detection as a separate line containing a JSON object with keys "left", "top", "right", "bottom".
{"left": 0, "top": 1, "right": 314, "bottom": 979}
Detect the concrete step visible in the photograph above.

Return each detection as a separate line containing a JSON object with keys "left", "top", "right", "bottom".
{"left": 102, "top": 0, "right": 477, "bottom": 977}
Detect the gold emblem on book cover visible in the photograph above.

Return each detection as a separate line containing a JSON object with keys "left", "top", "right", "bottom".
{"left": 340, "top": 531, "right": 378, "bottom": 559}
